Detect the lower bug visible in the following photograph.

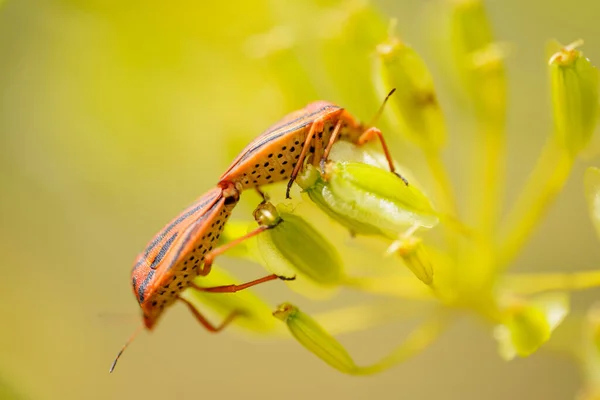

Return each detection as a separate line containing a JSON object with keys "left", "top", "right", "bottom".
{"left": 110, "top": 181, "right": 290, "bottom": 372}
{"left": 218, "top": 89, "right": 406, "bottom": 200}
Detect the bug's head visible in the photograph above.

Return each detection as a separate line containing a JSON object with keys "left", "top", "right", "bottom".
{"left": 142, "top": 312, "right": 157, "bottom": 330}
{"left": 219, "top": 181, "right": 241, "bottom": 208}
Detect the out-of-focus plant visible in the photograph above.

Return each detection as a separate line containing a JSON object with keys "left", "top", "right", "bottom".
{"left": 183, "top": 0, "right": 599, "bottom": 391}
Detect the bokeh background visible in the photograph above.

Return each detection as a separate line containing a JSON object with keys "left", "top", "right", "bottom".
{"left": 1, "top": 0, "right": 600, "bottom": 399}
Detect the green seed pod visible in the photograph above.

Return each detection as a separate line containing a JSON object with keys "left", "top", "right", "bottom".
{"left": 273, "top": 303, "right": 357, "bottom": 374}
{"left": 296, "top": 165, "right": 390, "bottom": 237}
{"left": 325, "top": 161, "right": 439, "bottom": 231}
{"left": 450, "top": 0, "right": 506, "bottom": 124}
{"left": 372, "top": 32, "right": 446, "bottom": 150}
{"left": 251, "top": 202, "right": 345, "bottom": 297}
{"left": 549, "top": 41, "right": 599, "bottom": 157}
{"left": 394, "top": 237, "right": 434, "bottom": 286}
{"left": 494, "top": 293, "right": 569, "bottom": 360}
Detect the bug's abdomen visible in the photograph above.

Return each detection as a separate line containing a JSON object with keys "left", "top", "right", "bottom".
{"left": 221, "top": 130, "right": 307, "bottom": 190}
{"left": 134, "top": 200, "right": 235, "bottom": 328}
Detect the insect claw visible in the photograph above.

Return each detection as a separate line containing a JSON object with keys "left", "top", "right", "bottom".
{"left": 319, "top": 158, "right": 326, "bottom": 175}
{"left": 277, "top": 274, "right": 296, "bottom": 281}
{"left": 394, "top": 172, "right": 409, "bottom": 186}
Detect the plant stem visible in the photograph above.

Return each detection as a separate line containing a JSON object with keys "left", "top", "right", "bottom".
{"left": 504, "top": 271, "right": 600, "bottom": 294}
{"left": 498, "top": 141, "right": 574, "bottom": 268}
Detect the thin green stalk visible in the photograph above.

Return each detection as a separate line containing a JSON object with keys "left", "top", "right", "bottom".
{"left": 343, "top": 275, "right": 434, "bottom": 300}
{"left": 424, "top": 149, "right": 458, "bottom": 219}
{"left": 349, "top": 310, "right": 453, "bottom": 375}
{"left": 478, "top": 125, "right": 505, "bottom": 236}
{"left": 504, "top": 271, "right": 600, "bottom": 295}
{"left": 499, "top": 141, "right": 574, "bottom": 268}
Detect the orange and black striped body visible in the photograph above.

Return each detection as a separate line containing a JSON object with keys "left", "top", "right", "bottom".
{"left": 131, "top": 183, "right": 240, "bottom": 329}
{"left": 219, "top": 101, "right": 365, "bottom": 191}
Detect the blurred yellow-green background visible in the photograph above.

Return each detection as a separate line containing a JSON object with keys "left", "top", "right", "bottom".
{"left": 1, "top": 0, "right": 600, "bottom": 399}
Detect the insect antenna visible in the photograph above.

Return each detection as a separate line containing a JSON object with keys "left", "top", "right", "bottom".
{"left": 367, "top": 88, "right": 396, "bottom": 127}
{"left": 109, "top": 323, "right": 145, "bottom": 373}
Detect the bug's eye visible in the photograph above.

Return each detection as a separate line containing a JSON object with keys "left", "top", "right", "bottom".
{"left": 224, "top": 193, "right": 239, "bottom": 205}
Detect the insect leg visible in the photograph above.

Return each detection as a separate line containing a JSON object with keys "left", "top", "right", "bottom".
{"left": 357, "top": 127, "right": 409, "bottom": 185}
{"left": 189, "top": 273, "right": 294, "bottom": 293}
{"left": 198, "top": 224, "right": 272, "bottom": 276}
{"left": 255, "top": 187, "right": 269, "bottom": 203}
{"left": 286, "top": 118, "right": 325, "bottom": 199}
{"left": 178, "top": 296, "right": 240, "bottom": 332}
{"left": 319, "top": 118, "right": 343, "bottom": 173}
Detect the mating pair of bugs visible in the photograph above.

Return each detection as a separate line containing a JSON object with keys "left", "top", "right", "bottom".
{"left": 110, "top": 89, "right": 404, "bottom": 372}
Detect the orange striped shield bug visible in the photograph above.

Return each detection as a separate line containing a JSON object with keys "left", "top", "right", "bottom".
{"left": 110, "top": 181, "right": 291, "bottom": 372}
{"left": 219, "top": 89, "right": 407, "bottom": 200}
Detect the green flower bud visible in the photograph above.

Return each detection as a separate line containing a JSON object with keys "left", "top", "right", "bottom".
{"left": 372, "top": 31, "right": 446, "bottom": 150}
{"left": 494, "top": 293, "right": 569, "bottom": 360}
{"left": 394, "top": 237, "right": 434, "bottom": 286}
{"left": 325, "top": 161, "right": 439, "bottom": 231}
{"left": 252, "top": 202, "right": 344, "bottom": 295}
{"left": 450, "top": 0, "right": 506, "bottom": 124}
{"left": 273, "top": 303, "right": 357, "bottom": 374}
{"left": 296, "top": 165, "right": 390, "bottom": 237}
{"left": 550, "top": 41, "right": 599, "bottom": 156}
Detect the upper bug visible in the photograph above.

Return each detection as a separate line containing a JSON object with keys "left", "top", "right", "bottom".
{"left": 218, "top": 89, "right": 406, "bottom": 200}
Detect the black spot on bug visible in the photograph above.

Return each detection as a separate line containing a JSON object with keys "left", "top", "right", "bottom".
{"left": 290, "top": 146, "right": 295, "bottom": 152}
{"left": 244, "top": 180, "right": 249, "bottom": 184}
{"left": 165, "top": 283, "right": 170, "bottom": 289}
{"left": 253, "top": 180, "right": 258, "bottom": 184}
{"left": 177, "top": 282, "right": 183, "bottom": 287}
{"left": 251, "top": 170, "right": 256, "bottom": 175}
{"left": 216, "top": 234, "right": 220, "bottom": 239}
{"left": 295, "top": 140, "right": 300, "bottom": 145}
{"left": 269, "top": 167, "right": 275, "bottom": 172}
{"left": 184, "top": 274, "right": 188, "bottom": 278}
{"left": 277, "top": 153, "right": 283, "bottom": 158}
{"left": 172, "top": 276, "right": 177, "bottom": 281}
{"left": 183, "top": 266, "right": 188, "bottom": 271}
{"left": 202, "top": 249, "right": 207, "bottom": 254}
{"left": 171, "top": 290, "right": 176, "bottom": 295}
{"left": 309, "top": 146, "right": 315, "bottom": 153}
{"left": 256, "top": 175, "right": 261, "bottom": 179}
{"left": 152, "top": 301, "right": 157, "bottom": 306}
{"left": 268, "top": 154, "right": 273, "bottom": 158}
{"left": 190, "top": 256, "right": 195, "bottom": 261}
{"left": 266, "top": 175, "right": 272, "bottom": 180}
{"left": 282, "top": 146, "right": 287, "bottom": 150}
{"left": 295, "top": 154, "right": 300, "bottom": 159}
{"left": 312, "top": 133, "right": 316, "bottom": 138}
{"left": 255, "top": 164, "right": 260, "bottom": 168}
{"left": 264, "top": 162, "right": 269, "bottom": 167}
{"left": 280, "top": 169, "right": 285, "bottom": 174}
{"left": 207, "top": 232, "right": 212, "bottom": 237}
{"left": 282, "top": 161, "right": 288, "bottom": 165}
